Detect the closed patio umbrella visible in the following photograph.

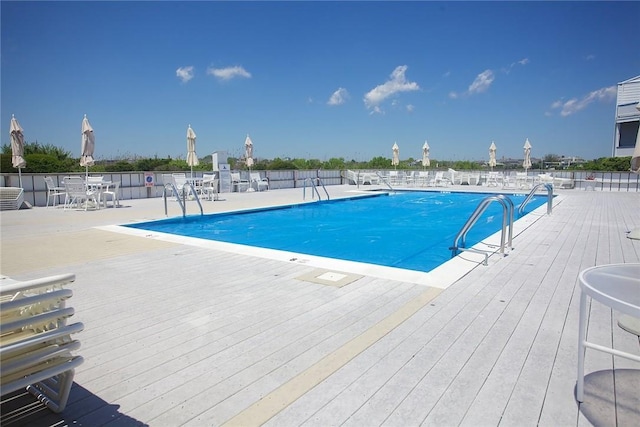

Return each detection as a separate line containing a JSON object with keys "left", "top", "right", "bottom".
{"left": 244, "top": 134, "right": 254, "bottom": 169}
{"left": 523, "top": 138, "right": 532, "bottom": 172}
{"left": 489, "top": 141, "right": 497, "bottom": 171}
{"left": 392, "top": 142, "right": 399, "bottom": 169}
{"left": 186, "top": 124, "right": 198, "bottom": 178}
{"left": 10, "top": 114, "right": 26, "bottom": 188}
{"left": 422, "top": 140, "right": 430, "bottom": 169}
{"left": 244, "top": 135, "right": 255, "bottom": 191}
{"left": 80, "top": 114, "right": 95, "bottom": 181}
{"left": 632, "top": 103, "right": 640, "bottom": 173}
{"left": 631, "top": 129, "right": 640, "bottom": 173}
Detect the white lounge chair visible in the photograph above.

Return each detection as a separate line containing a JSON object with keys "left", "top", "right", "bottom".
{"left": 388, "top": 170, "right": 404, "bottom": 186}
{"left": 44, "top": 176, "right": 66, "bottom": 207}
{"left": 502, "top": 173, "right": 517, "bottom": 189}
{"left": 250, "top": 172, "right": 269, "bottom": 191}
{"left": 0, "top": 187, "right": 25, "bottom": 211}
{"left": 434, "top": 171, "right": 451, "bottom": 187}
{"left": 0, "top": 323, "right": 84, "bottom": 413}
{"left": 0, "top": 273, "right": 83, "bottom": 413}
{"left": 486, "top": 171, "right": 502, "bottom": 187}
{"left": 416, "top": 171, "right": 430, "bottom": 187}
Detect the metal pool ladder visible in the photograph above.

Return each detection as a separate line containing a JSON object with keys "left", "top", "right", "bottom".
{"left": 163, "top": 182, "right": 203, "bottom": 217}
{"left": 376, "top": 172, "right": 395, "bottom": 192}
{"left": 302, "top": 177, "right": 330, "bottom": 201}
{"left": 450, "top": 194, "right": 514, "bottom": 264}
{"left": 518, "top": 183, "right": 553, "bottom": 215}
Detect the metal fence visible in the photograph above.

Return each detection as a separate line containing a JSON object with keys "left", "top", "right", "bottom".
{"left": 0, "top": 170, "right": 345, "bottom": 207}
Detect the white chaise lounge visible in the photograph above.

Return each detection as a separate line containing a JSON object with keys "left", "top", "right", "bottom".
{"left": 0, "top": 273, "right": 83, "bottom": 413}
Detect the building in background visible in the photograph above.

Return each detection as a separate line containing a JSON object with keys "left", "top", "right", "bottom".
{"left": 613, "top": 75, "right": 640, "bottom": 157}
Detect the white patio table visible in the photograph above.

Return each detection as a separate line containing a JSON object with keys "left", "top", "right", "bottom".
{"left": 576, "top": 263, "right": 640, "bottom": 402}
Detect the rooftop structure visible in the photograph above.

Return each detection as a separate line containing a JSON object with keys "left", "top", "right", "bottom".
{"left": 613, "top": 75, "right": 640, "bottom": 157}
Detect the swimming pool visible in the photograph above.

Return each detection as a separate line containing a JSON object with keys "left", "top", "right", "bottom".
{"left": 125, "top": 191, "right": 547, "bottom": 274}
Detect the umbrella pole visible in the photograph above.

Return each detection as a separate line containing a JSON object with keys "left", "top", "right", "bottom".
{"left": 85, "top": 165, "right": 89, "bottom": 182}
{"left": 18, "top": 168, "right": 23, "bottom": 188}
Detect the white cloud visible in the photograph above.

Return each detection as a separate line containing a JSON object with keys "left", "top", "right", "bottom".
{"left": 176, "top": 66, "right": 194, "bottom": 83}
{"left": 328, "top": 87, "right": 349, "bottom": 106}
{"left": 364, "top": 65, "right": 420, "bottom": 113}
{"left": 468, "top": 69, "right": 494, "bottom": 94}
{"left": 551, "top": 86, "right": 616, "bottom": 116}
{"left": 207, "top": 65, "right": 252, "bottom": 81}
{"left": 502, "top": 57, "right": 530, "bottom": 74}
{"left": 586, "top": 54, "right": 596, "bottom": 61}
{"left": 406, "top": 104, "right": 415, "bottom": 112}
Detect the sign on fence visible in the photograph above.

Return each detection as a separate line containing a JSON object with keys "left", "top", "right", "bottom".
{"left": 144, "top": 172, "right": 154, "bottom": 187}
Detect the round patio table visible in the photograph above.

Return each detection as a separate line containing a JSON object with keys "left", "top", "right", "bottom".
{"left": 576, "top": 263, "right": 640, "bottom": 402}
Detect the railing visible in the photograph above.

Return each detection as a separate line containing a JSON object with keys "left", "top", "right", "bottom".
{"left": 302, "top": 178, "right": 330, "bottom": 201}
{"left": 518, "top": 183, "right": 553, "bottom": 216}
{"left": 450, "top": 195, "right": 514, "bottom": 259}
{"left": 163, "top": 182, "right": 203, "bottom": 217}
{"left": 376, "top": 172, "right": 395, "bottom": 192}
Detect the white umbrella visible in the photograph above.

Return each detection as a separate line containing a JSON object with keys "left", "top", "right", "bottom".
{"left": 523, "top": 138, "right": 532, "bottom": 172}
{"left": 632, "top": 102, "right": 640, "bottom": 173}
{"left": 421, "top": 140, "right": 430, "bottom": 169}
{"left": 80, "top": 114, "right": 95, "bottom": 181}
{"left": 244, "top": 134, "right": 254, "bottom": 169}
{"left": 10, "top": 114, "right": 26, "bottom": 188}
{"left": 244, "top": 135, "right": 255, "bottom": 191}
{"left": 186, "top": 124, "right": 199, "bottom": 178}
{"left": 488, "top": 141, "right": 497, "bottom": 171}
{"left": 392, "top": 142, "right": 399, "bottom": 169}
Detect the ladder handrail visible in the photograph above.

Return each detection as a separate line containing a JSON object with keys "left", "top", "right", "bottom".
{"left": 302, "top": 178, "right": 330, "bottom": 201}
{"left": 496, "top": 194, "right": 514, "bottom": 249}
{"left": 451, "top": 195, "right": 513, "bottom": 257}
{"left": 376, "top": 172, "right": 394, "bottom": 192}
{"left": 163, "top": 182, "right": 203, "bottom": 217}
{"left": 518, "top": 183, "right": 553, "bottom": 215}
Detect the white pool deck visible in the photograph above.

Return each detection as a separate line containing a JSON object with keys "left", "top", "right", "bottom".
{"left": 1, "top": 185, "right": 638, "bottom": 426}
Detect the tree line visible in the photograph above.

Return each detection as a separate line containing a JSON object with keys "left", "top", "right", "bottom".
{"left": 0, "top": 142, "right": 633, "bottom": 173}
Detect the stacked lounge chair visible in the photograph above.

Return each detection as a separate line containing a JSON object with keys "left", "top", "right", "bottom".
{"left": 0, "top": 273, "right": 83, "bottom": 413}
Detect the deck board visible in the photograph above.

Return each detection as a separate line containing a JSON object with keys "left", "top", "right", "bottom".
{"left": 1, "top": 187, "right": 639, "bottom": 426}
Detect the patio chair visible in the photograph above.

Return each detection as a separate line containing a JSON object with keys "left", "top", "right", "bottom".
{"left": 417, "top": 171, "right": 430, "bottom": 187}
{"left": 434, "top": 171, "right": 451, "bottom": 187}
{"left": 250, "top": 172, "right": 269, "bottom": 191}
{"left": 404, "top": 171, "right": 416, "bottom": 186}
{"left": 200, "top": 174, "right": 219, "bottom": 201}
{"left": 172, "top": 173, "right": 189, "bottom": 199}
{"left": 231, "top": 172, "right": 249, "bottom": 192}
{"left": 63, "top": 180, "right": 98, "bottom": 211}
{"left": 102, "top": 181, "right": 121, "bottom": 207}
{"left": 486, "top": 171, "right": 502, "bottom": 187}
{"left": 161, "top": 174, "right": 175, "bottom": 197}
{"left": 502, "top": 173, "right": 517, "bottom": 189}
{"left": 388, "top": 170, "right": 404, "bottom": 186}
{"left": 44, "top": 176, "right": 66, "bottom": 207}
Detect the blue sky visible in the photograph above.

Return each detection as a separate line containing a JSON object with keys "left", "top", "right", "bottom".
{"left": 2, "top": 1, "right": 639, "bottom": 164}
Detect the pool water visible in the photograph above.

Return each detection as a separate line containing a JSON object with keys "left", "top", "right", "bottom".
{"left": 126, "top": 192, "right": 547, "bottom": 273}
